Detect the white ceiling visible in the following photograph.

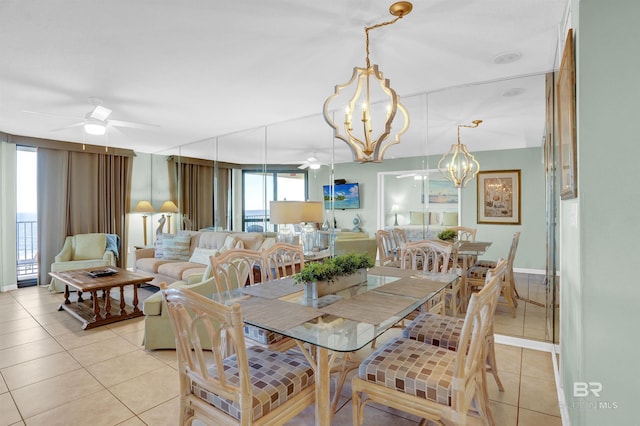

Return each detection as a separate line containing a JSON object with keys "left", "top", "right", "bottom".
{"left": 0, "top": 0, "right": 568, "bottom": 166}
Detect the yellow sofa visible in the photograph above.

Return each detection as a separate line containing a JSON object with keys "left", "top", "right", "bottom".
{"left": 49, "top": 233, "right": 117, "bottom": 292}
{"left": 333, "top": 232, "right": 378, "bottom": 263}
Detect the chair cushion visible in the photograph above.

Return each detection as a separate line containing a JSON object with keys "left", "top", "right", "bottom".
{"left": 358, "top": 336, "right": 456, "bottom": 406}
{"left": 73, "top": 233, "right": 106, "bottom": 260}
{"left": 243, "top": 324, "right": 286, "bottom": 345}
{"left": 474, "top": 260, "right": 497, "bottom": 268}
{"left": 467, "top": 264, "right": 491, "bottom": 280}
{"left": 402, "top": 312, "right": 464, "bottom": 351}
{"left": 193, "top": 346, "right": 314, "bottom": 421}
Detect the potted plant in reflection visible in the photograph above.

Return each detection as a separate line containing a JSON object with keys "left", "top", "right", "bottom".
{"left": 437, "top": 229, "right": 457, "bottom": 242}
{"left": 293, "top": 252, "right": 374, "bottom": 299}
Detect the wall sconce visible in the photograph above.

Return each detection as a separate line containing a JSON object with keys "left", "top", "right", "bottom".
{"left": 132, "top": 200, "right": 155, "bottom": 246}
{"left": 159, "top": 200, "right": 179, "bottom": 233}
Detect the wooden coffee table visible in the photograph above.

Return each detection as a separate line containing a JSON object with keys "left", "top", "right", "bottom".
{"left": 50, "top": 267, "right": 153, "bottom": 330}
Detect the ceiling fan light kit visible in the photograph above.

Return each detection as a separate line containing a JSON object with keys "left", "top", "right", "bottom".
{"left": 438, "top": 119, "right": 483, "bottom": 188}
{"left": 323, "top": 1, "right": 412, "bottom": 163}
{"left": 84, "top": 120, "right": 107, "bottom": 135}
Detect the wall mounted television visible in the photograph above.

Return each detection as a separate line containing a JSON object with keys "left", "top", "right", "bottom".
{"left": 323, "top": 182, "right": 360, "bottom": 210}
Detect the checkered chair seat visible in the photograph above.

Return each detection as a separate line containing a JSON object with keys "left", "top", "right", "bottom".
{"left": 193, "top": 346, "right": 314, "bottom": 421}
{"left": 466, "top": 264, "right": 492, "bottom": 280}
{"left": 402, "top": 312, "right": 463, "bottom": 351}
{"left": 243, "top": 324, "right": 286, "bottom": 345}
{"left": 358, "top": 336, "right": 456, "bottom": 406}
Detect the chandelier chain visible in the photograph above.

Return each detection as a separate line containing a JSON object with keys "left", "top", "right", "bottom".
{"left": 365, "top": 14, "right": 406, "bottom": 68}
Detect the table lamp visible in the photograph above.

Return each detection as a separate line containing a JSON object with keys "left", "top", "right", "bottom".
{"left": 270, "top": 201, "right": 301, "bottom": 244}
{"left": 391, "top": 204, "right": 400, "bottom": 226}
{"left": 133, "top": 200, "right": 155, "bottom": 245}
{"left": 300, "top": 201, "right": 324, "bottom": 255}
{"left": 159, "top": 200, "right": 179, "bottom": 233}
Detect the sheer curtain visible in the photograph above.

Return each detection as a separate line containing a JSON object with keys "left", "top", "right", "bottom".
{"left": 0, "top": 140, "right": 18, "bottom": 291}
{"left": 38, "top": 149, "right": 133, "bottom": 285}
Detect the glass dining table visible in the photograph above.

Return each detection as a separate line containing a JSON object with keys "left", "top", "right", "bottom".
{"left": 214, "top": 266, "right": 457, "bottom": 426}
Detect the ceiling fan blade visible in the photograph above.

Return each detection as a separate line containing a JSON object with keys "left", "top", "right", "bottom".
{"left": 50, "top": 122, "right": 84, "bottom": 132}
{"left": 298, "top": 163, "right": 310, "bottom": 169}
{"left": 22, "top": 110, "right": 84, "bottom": 121}
{"left": 109, "top": 119, "right": 160, "bottom": 129}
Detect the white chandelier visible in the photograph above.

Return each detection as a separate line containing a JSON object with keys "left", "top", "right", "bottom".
{"left": 438, "top": 120, "right": 482, "bottom": 188}
{"left": 323, "top": 2, "right": 412, "bottom": 163}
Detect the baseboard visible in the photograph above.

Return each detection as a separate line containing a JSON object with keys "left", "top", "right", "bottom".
{"left": 513, "top": 267, "right": 545, "bottom": 275}
{"left": 552, "top": 344, "right": 570, "bottom": 425}
{"left": 494, "top": 334, "right": 555, "bottom": 352}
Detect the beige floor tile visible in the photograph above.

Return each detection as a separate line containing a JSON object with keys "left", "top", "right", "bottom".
{"left": 87, "top": 349, "right": 165, "bottom": 387}
{"left": 0, "top": 317, "right": 41, "bottom": 335}
{"left": 488, "top": 400, "right": 518, "bottom": 426}
{"left": 0, "top": 338, "right": 64, "bottom": 369}
{"left": 518, "top": 407, "right": 563, "bottom": 426}
{"left": 32, "top": 310, "right": 76, "bottom": 326}
{"left": 41, "top": 317, "right": 89, "bottom": 337}
{"left": 1, "top": 352, "right": 80, "bottom": 390}
{"left": 54, "top": 327, "right": 119, "bottom": 350}
{"left": 119, "top": 328, "right": 145, "bottom": 348}
{"left": 494, "top": 344, "right": 522, "bottom": 375}
{"left": 0, "top": 391, "right": 22, "bottom": 425}
{"left": 0, "top": 376, "right": 7, "bottom": 393}
{"left": 523, "top": 326, "right": 548, "bottom": 341}
{"left": 68, "top": 335, "right": 139, "bottom": 366}
{"left": 106, "top": 317, "right": 146, "bottom": 335}
{"left": 149, "top": 349, "right": 178, "bottom": 367}
{"left": 24, "top": 389, "right": 134, "bottom": 426}
{"left": 0, "top": 307, "right": 31, "bottom": 323}
{"left": 521, "top": 348, "right": 555, "bottom": 381}
{"left": 494, "top": 322, "right": 525, "bottom": 337}
{"left": 19, "top": 300, "right": 62, "bottom": 317}
{"left": 328, "top": 399, "right": 421, "bottom": 426}
{"left": 487, "top": 370, "right": 520, "bottom": 406}
{"left": 138, "top": 396, "right": 180, "bottom": 426}
{"left": 116, "top": 417, "right": 146, "bottom": 426}
{"left": 10, "top": 369, "right": 103, "bottom": 419}
{"left": 519, "top": 375, "right": 561, "bottom": 417}
{"left": 108, "top": 365, "right": 179, "bottom": 414}
{"left": 0, "top": 326, "right": 51, "bottom": 351}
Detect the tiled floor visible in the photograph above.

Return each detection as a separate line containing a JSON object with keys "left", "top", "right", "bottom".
{"left": 0, "top": 285, "right": 562, "bottom": 426}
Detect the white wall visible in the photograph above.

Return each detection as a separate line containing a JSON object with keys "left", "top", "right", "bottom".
{"left": 561, "top": 1, "right": 640, "bottom": 424}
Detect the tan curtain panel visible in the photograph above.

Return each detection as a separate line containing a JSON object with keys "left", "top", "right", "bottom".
{"left": 38, "top": 148, "right": 133, "bottom": 283}
{"left": 168, "top": 156, "right": 230, "bottom": 231}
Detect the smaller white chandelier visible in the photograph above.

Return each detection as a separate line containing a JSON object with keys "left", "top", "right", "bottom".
{"left": 438, "top": 120, "right": 482, "bottom": 188}
{"left": 323, "top": 2, "right": 412, "bottom": 163}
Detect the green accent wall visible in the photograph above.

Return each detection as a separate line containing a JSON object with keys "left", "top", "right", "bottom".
{"left": 561, "top": 1, "right": 640, "bottom": 424}
{"left": 310, "top": 146, "right": 545, "bottom": 270}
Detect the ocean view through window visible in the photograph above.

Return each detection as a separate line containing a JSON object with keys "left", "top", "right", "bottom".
{"left": 17, "top": 147, "right": 38, "bottom": 284}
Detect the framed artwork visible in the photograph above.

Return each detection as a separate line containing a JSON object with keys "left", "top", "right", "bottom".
{"left": 557, "top": 28, "right": 577, "bottom": 199}
{"left": 477, "top": 170, "right": 521, "bottom": 225}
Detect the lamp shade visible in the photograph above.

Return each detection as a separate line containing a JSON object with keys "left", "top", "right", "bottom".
{"left": 300, "top": 201, "right": 323, "bottom": 223}
{"left": 159, "top": 200, "right": 179, "bottom": 213}
{"left": 390, "top": 204, "right": 400, "bottom": 213}
{"left": 270, "top": 201, "right": 324, "bottom": 224}
{"left": 133, "top": 200, "right": 155, "bottom": 214}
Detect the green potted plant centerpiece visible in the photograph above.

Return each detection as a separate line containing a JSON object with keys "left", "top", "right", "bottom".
{"left": 437, "top": 229, "right": 457, "bottom": 242}
{"left": 293, "top": 252, "right": 374, "bottom": 299}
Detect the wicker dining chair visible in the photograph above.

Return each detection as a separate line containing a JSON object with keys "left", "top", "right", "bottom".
{"left": 262, "top": 243, "right": 305, "bottom": 281}
{"left": 376, "top": 229, "right": 400, "bottom": 267}
{"left": 352, "top": 268, "right": 503, "bottom": 426}
{"left": 402, "top": 259, "right": 508, "bottom": 425}
{"left": 163, "top": 287, "right": 315, "bottom": 425}
{"left": 210, "top": 249, "right": 291, "bottom": 350}
{"left": 467, "top": 232, "right": 520, "bottom": 317}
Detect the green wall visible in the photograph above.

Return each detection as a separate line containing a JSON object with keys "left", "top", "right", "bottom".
{"left": 310, "top": 146, "right": 545, "bottom": 270}
{"left": 561, "top": 1, "right": 640, "bottom": 424}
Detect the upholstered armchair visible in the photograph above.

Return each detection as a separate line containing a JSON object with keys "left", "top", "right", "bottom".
{"left": 49, "top": 233, "right": 118, "bottom": 292}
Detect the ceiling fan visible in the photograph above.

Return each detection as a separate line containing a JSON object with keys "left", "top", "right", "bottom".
{"left": 298, "top": 155, "right": 329, "bottom": 170}
{"left": 23, "top": 97, "right": 160, "bottom": 135}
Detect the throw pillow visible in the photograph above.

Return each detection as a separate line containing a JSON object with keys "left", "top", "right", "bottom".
{"left": 188, "top": 247, "right": 219, "bottom": 265}
{"left": 429, "top": 212, "right": 442, "bottom": 225}
{"left": 409, "top": 211, "right": 426, "bottom": 225}
{"left": 163, "top": 234, "right": 191, "bottom": 260}
{"left": 73, "top": 233, "right": 107, "bottom": 260}
{"left": 442, "top": 212, "right": 459, "bottom": 226}
{"left": 154, "top": 233, "right": 174, "bottom": 258}
{"left": 221, "top": 235, "right": 238, "bottom": 251}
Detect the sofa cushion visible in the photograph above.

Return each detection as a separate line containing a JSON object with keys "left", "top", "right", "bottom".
{"left": 409, "top": 211, "right": 426, "bottom": 225}
{"left": 163, "top": 234, "right": 191, "bottom": 260}
{"left": 154, "top": 233, "right": 171, "bottom": 258}
{"left": 136, "top": 257, "right": 174, "bottom": 274}
{"left": 73, "top": 233, "right": 106, "bottom": 260}
{"left": 222, "top": 235, "right": 238, "bottom": 251}
{"left": 180, "top": 266, "right": 208, "bottom": 281}
{"left": 232, "top": 233, "right": 263, "bottom": 251}
{"left": 157, "top": 261, "right": 204, "bottom": 280}
{"left": 188, "top": 247, "right": 220, "bottom": 265}
{"left": 441, "top": 212, "right": 458, "bottom": 226}
{"left": 198, "top": 232, "right": 231, "bottom": 250}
